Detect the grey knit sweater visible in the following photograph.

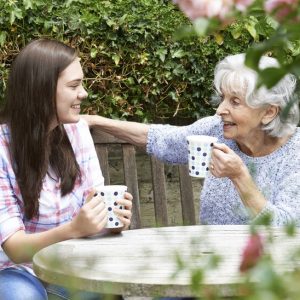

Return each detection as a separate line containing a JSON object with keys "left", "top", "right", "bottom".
{"left": 147, "top": 115, "right": 300, "bottom": 225}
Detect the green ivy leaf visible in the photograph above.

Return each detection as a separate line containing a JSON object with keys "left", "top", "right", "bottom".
{"left": 193, "top": 18, "right": 210, "bottom": 36}
{"left": 155, "top": 48, "right": 168, "bottom": 62}
{"left": 23, "top": 0, "right": 33, "bottom": 10}
{"left": 90, "top": 48, "right": 98, "bottom": 59}
{"left": 245, "top": 22, "right": 257, "bottom": 40}
{"left": 9, "top": 7, "right": 23, "bottom": 25}
{"left": 257, "top": 67, "right": 287, "bottom": 89}
{"left": 171, "top": 49, "right": 187, "bottom": 58}
{"left": 0, "top": 31, "right": 7, "bottom": 47}
{"left": 112, "top": 54, "right": 120, "bottom": 66}
{"left": 231, "top": 27, "right": 242, "bottom": 39}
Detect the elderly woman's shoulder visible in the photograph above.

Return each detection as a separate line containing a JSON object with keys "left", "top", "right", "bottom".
{"left": 291, "top": 127, "right": 300, "bottom": 144}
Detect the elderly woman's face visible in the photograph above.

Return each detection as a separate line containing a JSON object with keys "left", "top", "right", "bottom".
{"left": 216, "top": 91, "right": 268, "bottom": 143}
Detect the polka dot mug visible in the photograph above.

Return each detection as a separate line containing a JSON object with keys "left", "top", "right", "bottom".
{"left": 97, "top": 185, "right": 127, "bottom": 228}
{"left": 187, "top": 135, "right": 217, "bottom": 178}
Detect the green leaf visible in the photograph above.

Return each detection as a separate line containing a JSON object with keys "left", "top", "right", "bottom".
{"left": 112, "top": 54, "right": 120, "bottom": 66}
{"left": 155, "top": 48, "right": 168, "bottom": 62}
{"left": 23, "top": 0, "right": 33, "bottom": 10}
{"left": 0, "top": 31, "right": 7, "bottom": 47}
{"left": 231, "top": 27, "right": 242, "bottom": 39}
{"left": 90, "top": 48, "right": 98, "bottom": 59}
{"left": 245, "top": 44, "right": 269, "bottom": 71}
{"left": 245, "top": 22, "right": 257, "bottom": 40}
{"left": 171, "top": 49, "right": 186, "bottom": 59}
{"left": 106, "top": 18, "right": 116, "bottom": 27}
{"left": 193, "top": 18, "right": 210, "bottom": 36}
{"left": 257, "top": 67, "right": 286, "bottom": 88}
{"left": 9, "top": 7, "right": 23, "bottom": 25}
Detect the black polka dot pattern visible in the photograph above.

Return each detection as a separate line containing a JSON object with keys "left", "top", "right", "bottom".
{"left": 187, "top": 136, "right": 217, "bottom": 178}
{"left": 98, "top": 186, "right": 127, "bottom": 228}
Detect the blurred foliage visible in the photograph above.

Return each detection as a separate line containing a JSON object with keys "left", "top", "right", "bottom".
{"left": 0, "top": 0, "right": 269, "bottom": 124}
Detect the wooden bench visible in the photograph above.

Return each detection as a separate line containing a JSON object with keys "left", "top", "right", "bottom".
{"left": 91, "top": 127, "right": 197, "bottom": 229}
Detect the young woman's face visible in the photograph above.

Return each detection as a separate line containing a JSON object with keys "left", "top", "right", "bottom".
{"left": 54, "top": 58, "right": 88, "bottom": 127}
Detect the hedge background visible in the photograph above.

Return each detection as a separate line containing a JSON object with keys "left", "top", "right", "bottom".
{"left": 0, "top": 0, "right": 274, "bottom": 124}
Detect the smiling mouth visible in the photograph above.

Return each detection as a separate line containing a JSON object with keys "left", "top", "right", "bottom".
{"left": 71, "top": 104, "right": 81, "bottom": 109}
{"left": 223, "top": 121, "right": 236, "bottom": 129}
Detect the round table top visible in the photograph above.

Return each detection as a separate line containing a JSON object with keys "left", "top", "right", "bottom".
{"left": 33, "top": 225, "right": 300, "bottom": 297}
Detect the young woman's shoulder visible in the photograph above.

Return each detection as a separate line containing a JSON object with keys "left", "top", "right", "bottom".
{"left": 64, "top": 119, "right": 89, "bottom": 135}
{"left": 63, "top": 119, "right": 92, "bottom": 148}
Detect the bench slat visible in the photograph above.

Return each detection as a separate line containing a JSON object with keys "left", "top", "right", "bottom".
{"left": 179, "top": 165, "right": 196, "bottom": 225}
{"left": 122, "top": 145, "right": 141, "bottom": 229}
{"left": 150, "top": 156, "right": 168, "bottom": 226}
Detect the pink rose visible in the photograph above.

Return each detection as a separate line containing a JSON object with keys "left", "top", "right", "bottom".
{"left": 239, "top": 233, "right": 264, "bottom": 272}
{"left": 173, "top": 0, "right": 234, "bottom": 20}
{"left": 235, "top": 0, "right": 254, "bottom": 11}
{"left": 264, "top": 0, "right": 298, "bottom": 21}
{"left": 173, "top": 0, "right": 254, "bottom": 21}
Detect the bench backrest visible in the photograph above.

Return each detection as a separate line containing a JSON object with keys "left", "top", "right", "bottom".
{"left": 91, "top": 127, "right": 196, "bottom": 229}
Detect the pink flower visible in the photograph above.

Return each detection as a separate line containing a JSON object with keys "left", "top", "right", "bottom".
{"left": 264, "top": 0, "right": 298, "bottom": 21}
{"left": 173, "top": 0, "right": 254, "bottom": 21}
{"left": 173, "top": 0, "right": 234, "bottom": 21}
{"left": 239, "top": 233, "right": 264, "bottom": 272}
{"left": 235, "top": 0, "right": 254, "bottom": 11}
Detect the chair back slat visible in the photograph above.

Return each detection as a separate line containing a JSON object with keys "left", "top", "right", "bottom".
{"left": 179, "top": 165, "right": 196, "bottom": 225}
{"left": 95, "top": 145, "right": 110, "bottom": 185}
{"left": 150, "top": 156, "right": 168, "bottom": 226}
{"left": 122, "top": 145, "right": 141, "bottom": 229}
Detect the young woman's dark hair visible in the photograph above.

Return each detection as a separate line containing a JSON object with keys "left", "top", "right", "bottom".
{"left": 2, "top": 39, "right": 81, "bottom": 220}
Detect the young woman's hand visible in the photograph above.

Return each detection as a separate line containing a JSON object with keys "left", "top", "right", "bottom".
{"left": 70, "top": 190, "right": 108, "bottom": 238}
{"left": 109, "top": 192, "right": 133, "bottom": 234}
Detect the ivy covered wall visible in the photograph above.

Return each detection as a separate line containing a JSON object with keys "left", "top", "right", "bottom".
{"left": 0, "top": 0, "right": 266, "bottom": 124}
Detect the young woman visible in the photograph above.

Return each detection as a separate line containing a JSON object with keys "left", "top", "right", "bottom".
{"left": 0, "top": 39, "right": 133, "bottom": 299}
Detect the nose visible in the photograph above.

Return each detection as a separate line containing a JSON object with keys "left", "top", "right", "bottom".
{"left": 78, "top": 87, "right": 88, "bottom": 100}
{"left": 216, "top": 100, "right": 228, "bottom": 116}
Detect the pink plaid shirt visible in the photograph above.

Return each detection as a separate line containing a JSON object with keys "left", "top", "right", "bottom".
{"left": 0, "top": 119, "right": 104, "bottom": 271}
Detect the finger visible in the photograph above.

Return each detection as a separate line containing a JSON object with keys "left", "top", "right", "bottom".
{"left": 121, "top": 218, "right": 131, "bottom": 230}
{"left": 124, "top": 192, "right": 133, "bottom": 201}
{"left": 212, "top": 143, "right": 232, "bottom": 154}
{"left": 85, "top": 194, "right": 104, "bottom": 210}
{"left": 116, "top": 199, "right": 132, "bottom": 210}
{"left": 95, "top": 213, "right": 108, "bottom": 231}
{"left": 114, "top": 207, "right": 132, "bottom": 220}
{"left": 92, "top": 200, "right": 107, "bottom": 216}
{"left": 85, "top": 189, "right": 98, "bottom": 203}
{"left": 96, "top": 206, "right": 108, "bottom": 223}
{"left": 117, "top": 214, "right": 131, "bottom": 230}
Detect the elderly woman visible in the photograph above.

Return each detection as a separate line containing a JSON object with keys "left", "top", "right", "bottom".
{"left": 83, "top": 53, "right": 300, "bottom": 226}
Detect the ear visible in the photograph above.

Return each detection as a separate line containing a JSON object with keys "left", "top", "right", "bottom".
{"left": 261, "top": 105, "right": 279, "bottom": 125}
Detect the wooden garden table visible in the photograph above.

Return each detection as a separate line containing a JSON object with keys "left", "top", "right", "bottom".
{"left": 33, "top": 225, "right": 300, "bottom": 297}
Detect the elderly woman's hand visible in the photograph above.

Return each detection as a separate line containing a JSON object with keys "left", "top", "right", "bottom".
{"left": 210, "top": 143, "right": 247, "bottom": 180}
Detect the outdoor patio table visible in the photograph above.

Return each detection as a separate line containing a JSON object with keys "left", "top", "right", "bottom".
{"left": 33, "top": 225, "right": 300, "bottom": 298}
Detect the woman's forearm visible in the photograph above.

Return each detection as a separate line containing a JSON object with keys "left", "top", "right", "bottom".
{"left": 2, "top": 222, "right": 75, "bottom": 264}
{"left": 231, "top": 168, "right": 267, "bottom": 216}
{"left": 81, "top": 115, "right": 149, "bottom": 148}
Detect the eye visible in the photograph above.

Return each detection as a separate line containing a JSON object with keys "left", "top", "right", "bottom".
{"left": 230, "top": 97, "right": 240, "bottom": 106}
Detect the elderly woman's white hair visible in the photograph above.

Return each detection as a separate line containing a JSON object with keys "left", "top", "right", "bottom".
{"left": 213, "top": 53, "right": 299, "bottom": 137}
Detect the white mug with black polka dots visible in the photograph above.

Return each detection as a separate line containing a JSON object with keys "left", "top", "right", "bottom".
{"left": 98, "top": 185, "right": 127, "bottom": 228}
{"left": 187, "top": 135, "right": 217, "bottom": 178}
